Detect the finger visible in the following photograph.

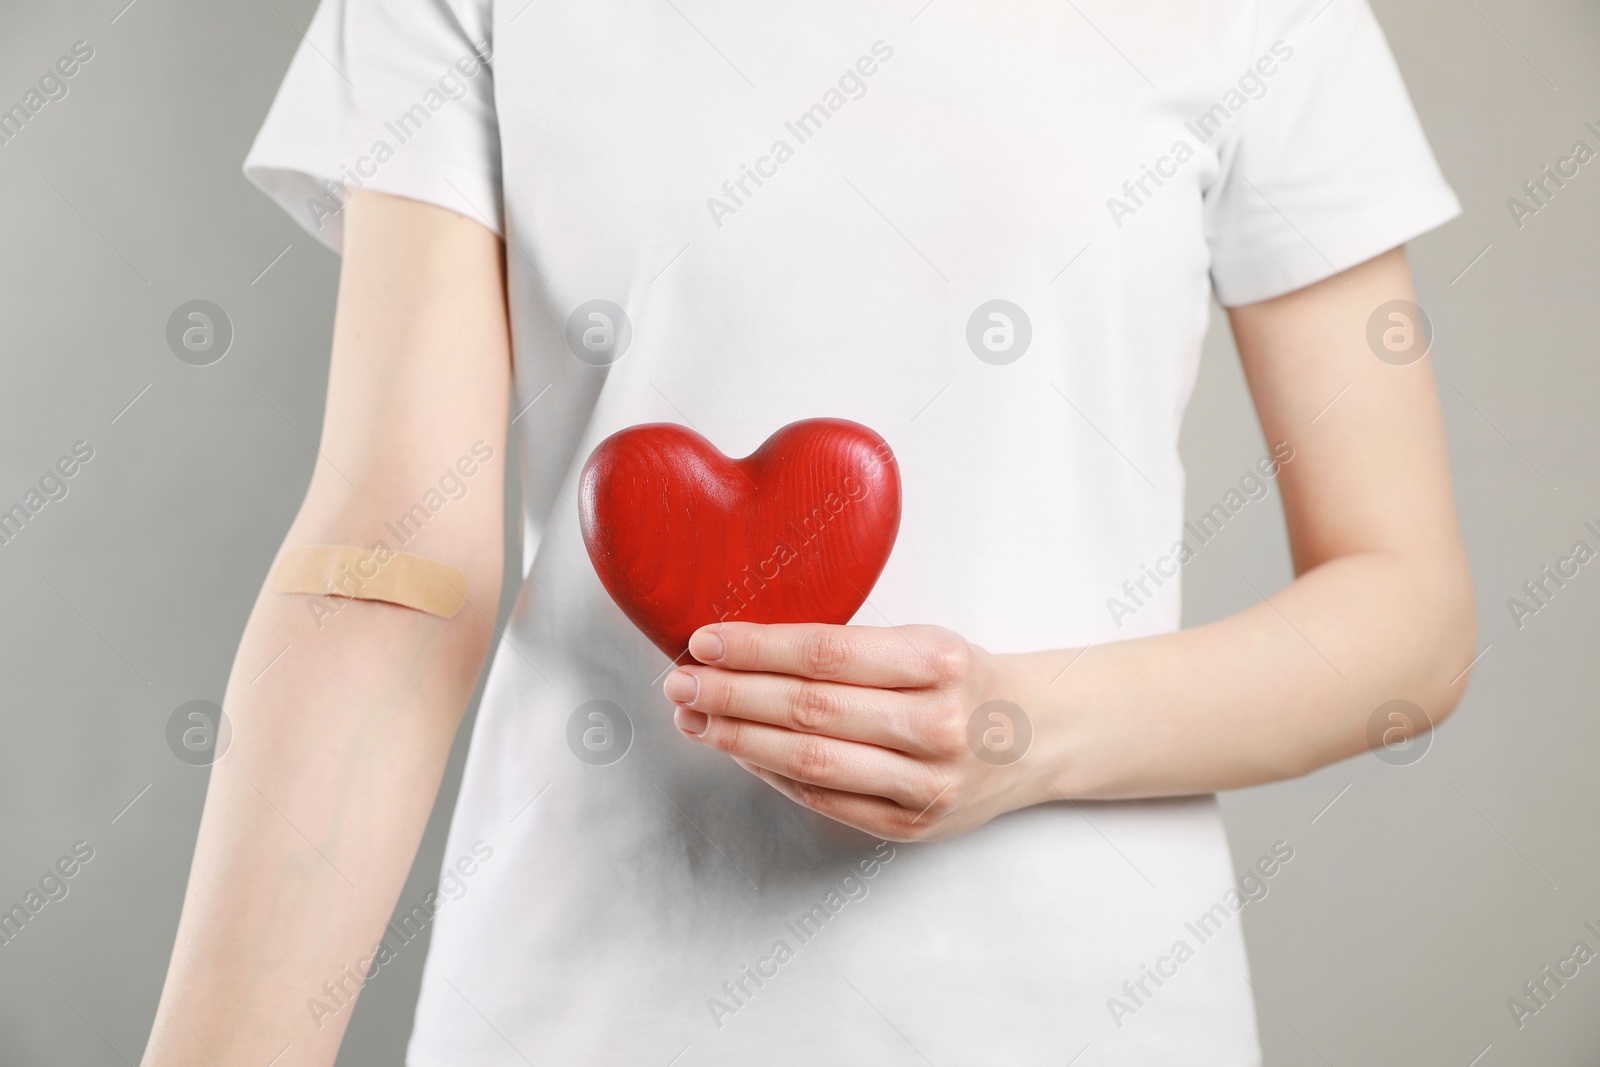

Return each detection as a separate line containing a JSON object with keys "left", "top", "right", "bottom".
{"left": 735, "top": 760, "right": 920, "bottom": 841}
{"left": 685, "top": 713, "right": 942, "bottom": 811}
{"left": 666, "top": 665, "right": 937, "bottom": 754}
{"left": 689, "top": 621, "right": 968, "bottom": 688}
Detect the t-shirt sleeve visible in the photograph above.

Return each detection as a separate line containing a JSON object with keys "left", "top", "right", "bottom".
{"left": 1203, "top": 0, "right": 1460, "bottom": 307}
{"left": 242, "top": 0, "right": 500, "bottom": 253}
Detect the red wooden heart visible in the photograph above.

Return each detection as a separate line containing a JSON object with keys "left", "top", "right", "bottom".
{"left": 579, "top": 418, "right": 901, "bottom": 662}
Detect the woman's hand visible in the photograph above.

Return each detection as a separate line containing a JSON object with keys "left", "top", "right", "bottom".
{"left": 662, "top": 621, "right": 1048, "bottom": 842}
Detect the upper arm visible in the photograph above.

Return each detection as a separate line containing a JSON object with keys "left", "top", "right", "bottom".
{"left": 290, "top": 189, "right": 511, "bottom": 602}
{"left": 1225, "top": 247, "right": 1467, "bottom": 578}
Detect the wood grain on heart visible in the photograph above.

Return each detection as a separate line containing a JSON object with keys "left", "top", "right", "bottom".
{"left": 578, "top": 418, "right": 901, "bottom": 661}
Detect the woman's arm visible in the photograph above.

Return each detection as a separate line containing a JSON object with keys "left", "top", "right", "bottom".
{"left": 660, "top": 247, "right": 1476, "bottom": 838}
{"left": 142, "top": 190, "right": 510, "bottom": 1065}
{"left": 1018, "top": 244, "right": 1475, "bottom": 796}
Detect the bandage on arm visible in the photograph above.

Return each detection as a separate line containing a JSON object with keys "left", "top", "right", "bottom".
{"left": 272, "top": 545, "right": 466, "bottom": 618}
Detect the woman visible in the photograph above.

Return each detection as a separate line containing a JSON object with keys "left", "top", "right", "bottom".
{"left": 143, "top": 0, "right": 1474, "bottom": 1063}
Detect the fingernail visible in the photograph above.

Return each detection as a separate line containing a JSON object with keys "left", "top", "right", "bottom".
{"left": 675, "top": 705, "right": 709, "bottom": 737}
{"left": 663, "top": 669, "right": 699, "bottom": 705}
{"left": 689, "top": 628, "right": 725, "bottom": 663}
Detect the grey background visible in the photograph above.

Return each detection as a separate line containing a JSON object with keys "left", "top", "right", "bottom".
{"left": 0, "top": 0, "right": 1595, "bottom": 1063}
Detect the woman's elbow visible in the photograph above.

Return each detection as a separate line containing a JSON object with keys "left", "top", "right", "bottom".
{"left": 1419, "top": 551, "right": 1478, "bottom": 727}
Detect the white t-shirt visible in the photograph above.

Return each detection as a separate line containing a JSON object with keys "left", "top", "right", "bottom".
{"left": 245, "top": 2, "right": 1458, "bottom": 1063}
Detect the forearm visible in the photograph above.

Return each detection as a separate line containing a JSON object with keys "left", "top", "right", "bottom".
{"left": 1010, "top": 547, "right": 1475, "bottom": 800}
{"left": 142, "top": 522, "right": 498, "bottom": 1065}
